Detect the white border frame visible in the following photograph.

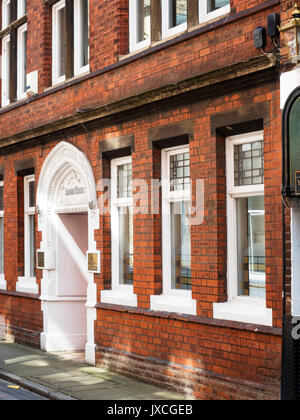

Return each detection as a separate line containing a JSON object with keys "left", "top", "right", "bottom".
{"left": 129, "top": 0, "right": 151, "bottom": 53}
{"left": 199, "top": 0, "right": 230, "bottom": 25}
{"left": 162, "top": 0, "right": 188, "bottom": 40}
{"left": 150, "top": 145, "right": 196, "bottom": 315}
{"left": 0, "top": 181, "right": 6, "bottom": 290}
{"left": 1, "top": 34, "right": 10, "bottom": 108}
{"left": 101, "top": 156, "right": 137, "bottom": 307}
{"left": 2, "top": 0, "right": 11, "bottom": 30}
{"left": 74, "top": 0, "right": 90, "bottom": 76}
{"left": 17, "top": 0, "right": 26, "bottom": 19}
{"left": 52, "top": 0, "right": 66, "bottom": 85}
{"left": 213, "top": 130, "right": 273, "bottom": 326}
{"left": 16, "top": 174, "right": 38, "bottom": 294}
{"left": 17, "top": 23, "right": 27, "bottom": 101}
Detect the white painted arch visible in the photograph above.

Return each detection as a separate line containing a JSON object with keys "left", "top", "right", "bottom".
{"left": 37, "top": 141, "right": 99, "bottom": 365}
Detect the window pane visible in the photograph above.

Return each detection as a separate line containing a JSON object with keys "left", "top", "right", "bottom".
{"left": 170, "top": 151, "right": 190, "bottom": 191}
{"left": 29, "top": 214, "right": 35, "bottom": 277}
{"left": 171, "top": 201, "right": 191, "bottom": 290}
{"left": 20, "top": 29, "right": 27, "bottom": 94}
{"left": 0, "top": 218, "right": 4, "bottom": 275}
{"left": 3, "top": 0, "right": 11, "bottom": 28}
{"left": 137, "top": 0, "right": 150, "bottom": 43}
{"left": 29, "top": 180, "right": 35, "bottom": 208}
{"left": 2, "top": 38, "right": 10, "bottom": 104}
{"left": 169, "top": 0, "right": 187, "bottom": 28}
{"left": 80, "top": 0, "right": 89, "bottom": 67}
{"left": 57, "top": 6, "right": 66, "bottom": 78}
{"left": 208, "top": 0, "right": 230, "bottom": 13}
{"left": 234, "top": 141, "right": 264, "bottom": 186}
{"left": 237, "top": 196, "right": 266, "bottom": 298}
{"left": 119, "top": 206, "right": 133, "bottom": 285}
{"left": 117, "top": 163, "right": 132, "bottom": 198}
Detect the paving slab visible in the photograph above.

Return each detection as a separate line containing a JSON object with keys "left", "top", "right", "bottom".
{"left": 0, "top": 341, "right": 186, "bottom": 400}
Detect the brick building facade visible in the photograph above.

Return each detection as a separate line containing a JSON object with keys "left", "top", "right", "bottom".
{"left": 0, "top": 0, "right": 292, "bottom": 400}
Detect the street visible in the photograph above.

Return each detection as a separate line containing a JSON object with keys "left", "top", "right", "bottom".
{"left": 0, "top": 378, "right": 47, "bottom": 400}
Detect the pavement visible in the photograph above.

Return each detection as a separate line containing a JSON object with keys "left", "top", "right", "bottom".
{"left": 0, "top": 377, "right": 48, "bottom": 400}
{"left": 0, "top": 340, "right": 186, "bottom": 400}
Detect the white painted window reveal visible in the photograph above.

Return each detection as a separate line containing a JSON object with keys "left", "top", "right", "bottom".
{"left": 16, "top": 174, "right": 38, "bottom": 294}
{"left": 213, "top": 131, "right": 273, "bottom": 326}
{"left": 150, "top": 145, "right": 197, "bottom": 315}
{"left": 101, "top": 156, "right": 137, "bottom": 307}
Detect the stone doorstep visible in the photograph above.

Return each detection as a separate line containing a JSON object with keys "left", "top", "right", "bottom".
{"left": 0, "top": 368, "right": 77, "bottom": 400}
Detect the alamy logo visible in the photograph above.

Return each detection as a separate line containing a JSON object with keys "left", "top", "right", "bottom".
{"left": 292, "top": 318, "right": 300, "bottom": 340}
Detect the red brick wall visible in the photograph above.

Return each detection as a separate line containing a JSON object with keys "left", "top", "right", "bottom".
{"left": 0, "top": 0, "right": 285, "bottom": 400}
{"left": 0, "top": 1, "right": 280, "bottom": 140}
{"left": 0, "top": 293, "right": 42, "bottom": 346}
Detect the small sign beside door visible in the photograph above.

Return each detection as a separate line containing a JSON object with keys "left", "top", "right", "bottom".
{"left": 87, "top": 251, "right": 101, "bottom": 273}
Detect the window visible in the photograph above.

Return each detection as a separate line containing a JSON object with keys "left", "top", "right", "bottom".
{"left": 17, "top": 0, "right": 26, "bottom": 19}
{"left": 129, "top": 0, "right": 151, "bottom": 52}
{"left": 52, "top": 0, "right": 67, "bottom": 85}
{"left": 101, "top": 156, "right": 137, "bottom": 307}
{"left": 16, "top": 174, "right": 38, "bottom": 294}
{"left": 2, "top": 0, "right": 11, "bottom": 29}
{"left": 150, "top": 145, "right": 196, "bottom": 315}
{"left": 17, "top": 24, "right": 27, "bottom": 100}
{"left": 162, "top": 0, "right": 187, "bottom": 39}
{"left": 1, "top": 35, "right": 10, "bottom": 107}
{"left": 52, "top": 0, "right": 89, "bottom": 85}
{"left": 199, "top": 0, "right": 230, "bottom": 24}
{"left": 1, "top": 0, "right": 28, "bottom": 107}
{"left": 213, "top": 131, "right": 272, "bottom": 326}
{"left": 74, "top": 0, "right": 89, "bottom": 75}
{"left": 0, "top": 181, "right": 6, "bottom": 290}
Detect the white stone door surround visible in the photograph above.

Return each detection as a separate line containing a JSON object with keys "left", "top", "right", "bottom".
{"left": 36, "top": 141, "right": 99, "bottom": 365}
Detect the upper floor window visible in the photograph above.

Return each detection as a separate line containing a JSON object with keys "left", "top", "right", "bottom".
{"left": 1, "top": 35, "right": 10, "bottom": 107}
{"left": 199, "top": 0, "right": 230, "bottom": 24}
{"left": 162, "top": 0, "right": 187, "bottom": 39}
{"left": 1, "top": 0, "right": 28, "bottom": 107}
{"left": 74, "top": 0, "right": 89, "bottom": 75}
{"left": 17, "top": 23, "right": 28, "bottom": 100}
{"left": 17, "top": 0, "right": 27, "bottom": 19}
{"left": 129, "top": 0, "right": 151, "bottom": 52}
{"left": 52, "top": 0, "right": 89, "bottom": 85}
{"left": 2, "top": 0, "right": 11, "bottom": 29}
{"left": 52, "top": 0, "right": 67, "bottom": 85}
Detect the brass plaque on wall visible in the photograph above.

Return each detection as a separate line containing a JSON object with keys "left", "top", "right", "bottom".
{"left": 88, "top": 253, "right": 99, "bottom": 272}
{"left": 37, "top": 251, "right": 45, "bottom": 269}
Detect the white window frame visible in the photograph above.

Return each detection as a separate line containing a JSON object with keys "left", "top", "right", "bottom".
{"left": 162, "top": 0, "right": 187, "bottom": 40}
{"left": 213, "top": 131, "right": 272, "bottom": 326}
{"left": 17, "top": 0, "right": 26, "bottom": 19}
{"left": 199, "top": 0, "right": 230, "bottom": 24}
{"left": 129, "top": 0, "right": 151, "bottom": 53}
{"left": 17, "top": 23, "right": 27, "bottom": 101}
{"left": 52, "top": 0, "right": 66, "bottom": 85}
{"left": 150, "top": 145, "right": 196, "bottom": 315}
{"left": 1, "top": 34, "right": 10, "bottom": 107}
{"left": 74, "top": 0, "right": 90, "bottom": 76}
{"left": 0, "top": 181, "right": 6, "bottom": 290}
{"left": 101, "top": 156, "right": 137, "bottom": 307}
{"left": 2, "top": 0, "right": 11, "bottom": 30}
{"left": 16, "top": 174, "right": 38, "bottom": 294}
